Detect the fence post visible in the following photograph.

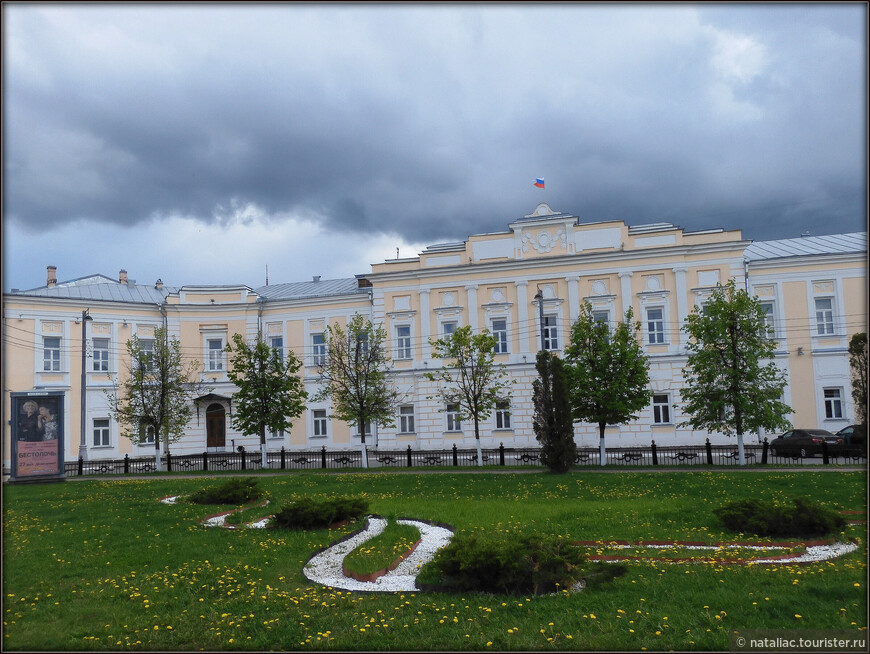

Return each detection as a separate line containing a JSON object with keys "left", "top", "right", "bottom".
{"left": 822, "top": 439, "right": 830, "bottom": 465}
{"left": 407, "top": 445, "right": 413, "bottom": 468}
{"left": 452, "top": 443, "right": 458, "bottom": 466}
{"left": 123, "top": 453, "right": 130, "bottom": 474}
{"left": 280, "top": 447, "right": 286, "bottom": 470}
{"left": 78, "top": 456, "right": 83, "bottom": 476}
{"left": 499, "top": 442, "right": 505, "bottom": 466}
{"left": 761, "top": 438, "right": 768, "bottom": 465}
{"left": 240, "top": 447, "right": 246, "bottom": 470}
{"left": 167, "top": 452, "right": 172, "bottom": 472}
{"left": 705, "top": 438, "right": 713, "bottom": 465}
{"left": 651, "top": 440, "right": 658, "bottom": 466}
{"left": 321, "top": 446, "right": 327, "bottom": 469}
{"left": 203, "top": 451, "right": 208, "bottom": 472}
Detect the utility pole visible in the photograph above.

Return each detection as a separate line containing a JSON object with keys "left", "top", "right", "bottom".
{"left": 79, "top": 309, "right": 93, "bottom": 461}
{"left": 534, "top": 289, "right": 545, "bottom": 352}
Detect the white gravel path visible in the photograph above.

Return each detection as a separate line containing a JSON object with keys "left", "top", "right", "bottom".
{"left": 302, "top": 516, "right": 454, "bottom": 592}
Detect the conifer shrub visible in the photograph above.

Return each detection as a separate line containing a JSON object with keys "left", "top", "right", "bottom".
{"left": 271, "top": 497, "right": 368, "bottom": 530}
{"left": 419, "top": 531, "right": 589, "bottom": 595}
{"left": 187, "top": 477, "right": 263, "bottom": 505}
{"left": 714, "top": 497, "right": 846, "bottom": 537}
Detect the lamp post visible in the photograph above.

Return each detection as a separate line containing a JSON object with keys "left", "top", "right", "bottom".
{"left": 533, "top": 290, "right": 545, "bottom": 351}
{"left": 79, "top": 309, "right": 93, "bottom": 461}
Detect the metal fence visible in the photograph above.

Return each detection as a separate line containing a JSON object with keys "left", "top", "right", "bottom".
{"left": 61, "top": 438, "right": 866, "bottom": 477}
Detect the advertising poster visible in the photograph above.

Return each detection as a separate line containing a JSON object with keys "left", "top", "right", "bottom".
{"left": 10, "top": 392, "right": 65, "bottom": 481}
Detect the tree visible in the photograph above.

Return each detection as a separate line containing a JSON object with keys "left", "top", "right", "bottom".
{"left": 680, "top": 279, "right": 792, "bottom": 465}
{"left": 564, "top": 303, "right": 651, "bottom": 466}
{"left": 848, "top": 332, "right": 867, "bottom": 427}
{"left": 313, "top": 314, "right": 402, "bottom": 468}
{"left": 426, "top": 325, "right": 512, "bottom": 466}
{"left": 106, "top": 327, "right": 205, "bottom": 472}
{"left": 532, "top": 350, "right": 577, "bottom": 473}
{"left": 225, "top": 332, "right": 308, "bottom": 468}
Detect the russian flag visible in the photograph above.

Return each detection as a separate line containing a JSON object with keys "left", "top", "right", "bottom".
{"left": 534, "top": 178, "right": 545, "bottom": 188}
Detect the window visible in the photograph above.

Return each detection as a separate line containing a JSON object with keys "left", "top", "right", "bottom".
{"left": 399, "top": 405, "right": 415, "bottom": 434}
{"left": 491, "top": 318, "right": 508, "bottom": 354}
{"left": 270, "top": 336, "right": 284, "bottom": 362}
{"left": 652, "top": 394, "right": 671, "bottom": 424}
{"left": 207, "top": 339, "right": 224, "bottom": 371}
{"left": 138, "top": 422, "right": 155, "bottom": 444}
{"left": 543, "top": 316, "right": 559, "bottom": 351}
{"left": 396, "top": 325, "right": 411, "bottom": 359}
{"left": 355, "top": 420, "right": 373, "bottom": 438}
{"left": 312, "top": 409, "right": 328, "bottom": 437}
{"left": 646, "top": 307, "right": 665, "bottom": 344}
{"left": 442, "top": 321, "right": 458, "bottom": 337}
{"left": 815, "top": 298, "right": 835, "bottom": 335}
{"left": 43, "top": 337, "right": 61, "bottom": 371}
{"left": 592, "top": 310, "right": 610, "bottom": 341}
{"left": 824, "top": 388, "right": 843, "bottom": 419}
{"left": 759, "top": 302, "right": 775, "bottom": 337}
{"left": 138, "top": 339, "right": 155, "bottom": 371}
{"left": 93, "top": 418, "right": 110, "bottom": 447}
{"left": 269, "top": 428, "right": 285, "bottom": 440}
{"left": 495, "top": 400, "right": 511, "bottom": 429}
{"left": 446, "top": 403, "right": 462, "bottom": 431}
{"left": 93, "top": 338, "right": 110, "bottom": 372}
{"left": 312, "top": 333, "right": 326, "bottom": 366}
{"left": 354, "top": 333, "right": 370, "bottom": 358}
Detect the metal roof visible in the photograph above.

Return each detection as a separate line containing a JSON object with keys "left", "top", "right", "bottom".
{"left": 9, "top": 281, "right": 175, "bottom": 304}
{"left": 744, "top": 232, "right": 867, "bottom": 261}
{"left": 254, "top": 278, "right": 365, "bottom": 301}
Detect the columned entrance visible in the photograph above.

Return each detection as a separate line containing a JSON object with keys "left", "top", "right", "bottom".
{"left": 206, "top": 403, "right": 226, "bottom": 449}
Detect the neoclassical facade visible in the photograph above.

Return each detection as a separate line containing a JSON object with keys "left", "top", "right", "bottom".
{"left": 3, "top": 204, "right": 867, "bottom": 466}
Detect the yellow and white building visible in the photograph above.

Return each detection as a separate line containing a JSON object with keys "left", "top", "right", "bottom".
{"left": 3, "top": 203, "right": 867, "bottom": 466}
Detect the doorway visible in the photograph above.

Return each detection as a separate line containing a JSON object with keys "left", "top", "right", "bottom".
{"left": 206, "top": 403, "right": 226, "bottom": 449}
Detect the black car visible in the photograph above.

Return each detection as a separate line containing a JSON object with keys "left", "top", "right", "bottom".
{"left": 833, "top": 424, "right": 867, "bottom": 457}
{"left": 768, "top": 429, "right": 843, "bottom": 458}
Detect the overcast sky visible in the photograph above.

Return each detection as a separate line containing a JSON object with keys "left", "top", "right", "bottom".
{"left": 3, "top": 3, "right": 867, "bottom": 292}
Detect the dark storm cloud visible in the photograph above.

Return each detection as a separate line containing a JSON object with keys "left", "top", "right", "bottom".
{"left": 4, "top": 4, "right": 866, "bottom": 247}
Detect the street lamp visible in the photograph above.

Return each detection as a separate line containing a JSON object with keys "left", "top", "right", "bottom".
{"left": 533, "top": 290, "right": 545, "bottom": 352}
{"left": 79, "top": 309, "right": 93, "bottom": 461}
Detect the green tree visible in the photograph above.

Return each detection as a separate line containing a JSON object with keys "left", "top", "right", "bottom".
{"left": 313, "top": 314, "right": 402, "bottom": 468}
{"left": 680, "top": 279, "right": 792, "bottom": 465}
{"left": 225, "top": 332, "right": 308, "bottom": 468}
{"left": 564, "top": 303, "right": 651, "bottom": 466}
{"left": 532, "top": 350, "right": 577, "bottom": 473}
{"left": 848, "top": 332, "right": 867, "bottom": 427}
{"left": 426, "top": 325, "right": 512, "bottom": 466}
{"left": 106, "top": 327, "right": 205, "bottom": 472}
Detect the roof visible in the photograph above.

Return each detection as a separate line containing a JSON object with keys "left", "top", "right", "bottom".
{"left": 254, "top": 278, "right": 366, "bottom": 301}
{"left": 744, "top": 232, "right": 867, "bottom": 261}
{"left": 9, "top": 280, "right": 175, "bottom": 304}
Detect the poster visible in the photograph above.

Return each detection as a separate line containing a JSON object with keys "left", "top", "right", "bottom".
{"left": 10, "top": 392, "right": 64, "bottom": 480}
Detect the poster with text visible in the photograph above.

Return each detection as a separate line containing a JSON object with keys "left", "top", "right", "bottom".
{"left": 11, "top": 392, "right": 64, "bottom": 479}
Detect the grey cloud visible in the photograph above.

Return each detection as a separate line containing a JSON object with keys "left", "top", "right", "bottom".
{"left": 3, "top": 4, "right": 866, "bottom": 248}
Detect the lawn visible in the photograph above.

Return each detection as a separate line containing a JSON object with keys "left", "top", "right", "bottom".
{"left": 2, "top": 470, "right": 866, "bottom": 651}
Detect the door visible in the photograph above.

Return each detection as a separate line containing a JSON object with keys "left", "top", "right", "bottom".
{"left": 206, "top": 403, "right": 226, "bottom": 449}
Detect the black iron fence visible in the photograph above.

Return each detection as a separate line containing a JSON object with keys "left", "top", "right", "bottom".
{"left": 61, "top": 438, "right": 866, "bottom": 477}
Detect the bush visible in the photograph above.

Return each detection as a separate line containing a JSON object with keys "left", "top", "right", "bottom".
{"left": 713, "top": 497, "right": 846, "bottom": 537}
{"left": 271, "top": 497, "right": 368, "bottom": 530}
{"left": 187, "top": 477, "right": 263, "bottom": 505}
{"left": 420, "top": 532, "right": 588, "bottom": 595}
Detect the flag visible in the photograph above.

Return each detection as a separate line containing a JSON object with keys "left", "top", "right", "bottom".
{"left": 534, "top": 178, "right": 545, "bottom": 188}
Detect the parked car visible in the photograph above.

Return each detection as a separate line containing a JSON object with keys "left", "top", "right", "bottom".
{"left": 833, "top": 424, "right": 867, "bottom": 457}
{"left": 768, "top": 429, "right": 843, "bottom": 458}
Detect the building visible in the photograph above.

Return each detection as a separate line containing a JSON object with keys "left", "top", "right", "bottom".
{"left": 3, "top": 204, "right": 866, "bottom": 468}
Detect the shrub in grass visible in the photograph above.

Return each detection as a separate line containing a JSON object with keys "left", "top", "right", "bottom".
{"left": 713, "top": 497, "right": 846, "bottom": 537}
{"left": 187, "top": 477, "right": 263, "bottom": 505}
{"left": 419, "top": 531, "right": 588, "bottom": 595}
{"left": 271, "top": 497, "right": 368, "bottom": 530}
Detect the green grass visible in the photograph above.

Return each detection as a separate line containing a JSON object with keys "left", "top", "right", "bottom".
{"left": 343, "top": 522, "right": 421, "bottom": 576}
{"left": 2, "top": 470, "right": 866, "bottom": 651}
